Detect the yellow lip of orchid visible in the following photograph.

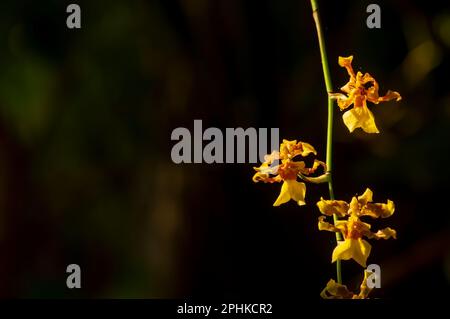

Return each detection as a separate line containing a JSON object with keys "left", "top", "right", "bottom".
{"left": 329, "top": 55, "right": 402, "bottom": 134}
{"left": 252, "top": 139, "right": 325, "bottom": 207}
{"left": 317, "top": 188, "right": 396, "bottom": 267}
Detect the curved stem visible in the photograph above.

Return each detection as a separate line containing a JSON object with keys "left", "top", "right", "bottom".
{"left": 310, "top": 0, "right": 343, "bottom": 284}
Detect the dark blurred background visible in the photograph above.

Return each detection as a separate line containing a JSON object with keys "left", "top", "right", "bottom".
{"left": 0, "top": 0, "right": 448, "bottom": 298}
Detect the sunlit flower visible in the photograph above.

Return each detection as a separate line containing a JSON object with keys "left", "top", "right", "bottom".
{"left": 253, "top": 139, "right": 325, "bottom": 206}
{"left": 317, "top": 188, "right": 396, "bottom": 267}
{"left": 329, "top": 56, "right": 402, "bottom": 133}
{"left": 320, "top": 270, "right": 373, "bottom": 299}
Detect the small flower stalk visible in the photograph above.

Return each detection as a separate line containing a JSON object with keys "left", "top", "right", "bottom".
{"left": 251, "top": 0, "right": 401, "bottom": 299}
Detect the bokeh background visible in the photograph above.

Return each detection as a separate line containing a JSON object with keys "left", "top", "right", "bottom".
{"left": 0, "top": 0, "right": 449, "bottom": 298}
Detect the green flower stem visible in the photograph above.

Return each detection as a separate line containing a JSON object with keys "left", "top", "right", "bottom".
{"left": 310, "top": 0, "right": 343, "bottom": 284}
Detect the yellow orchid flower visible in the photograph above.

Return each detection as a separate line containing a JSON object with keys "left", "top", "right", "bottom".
{"left": 329, "top": 56, "right": 402, "bottom": 134}
{"left": 253, "top": 139, "right": 325, "bottom": 207}
{"left": 320, "top": 270, "right": 373, "bottom": 299}
{"left": 317, "top": 188, "right": 396, "bottom": 267}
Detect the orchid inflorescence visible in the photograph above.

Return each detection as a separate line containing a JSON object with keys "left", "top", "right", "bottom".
{"left": 251, "top": 4, "right": 402, "bottom": 298}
